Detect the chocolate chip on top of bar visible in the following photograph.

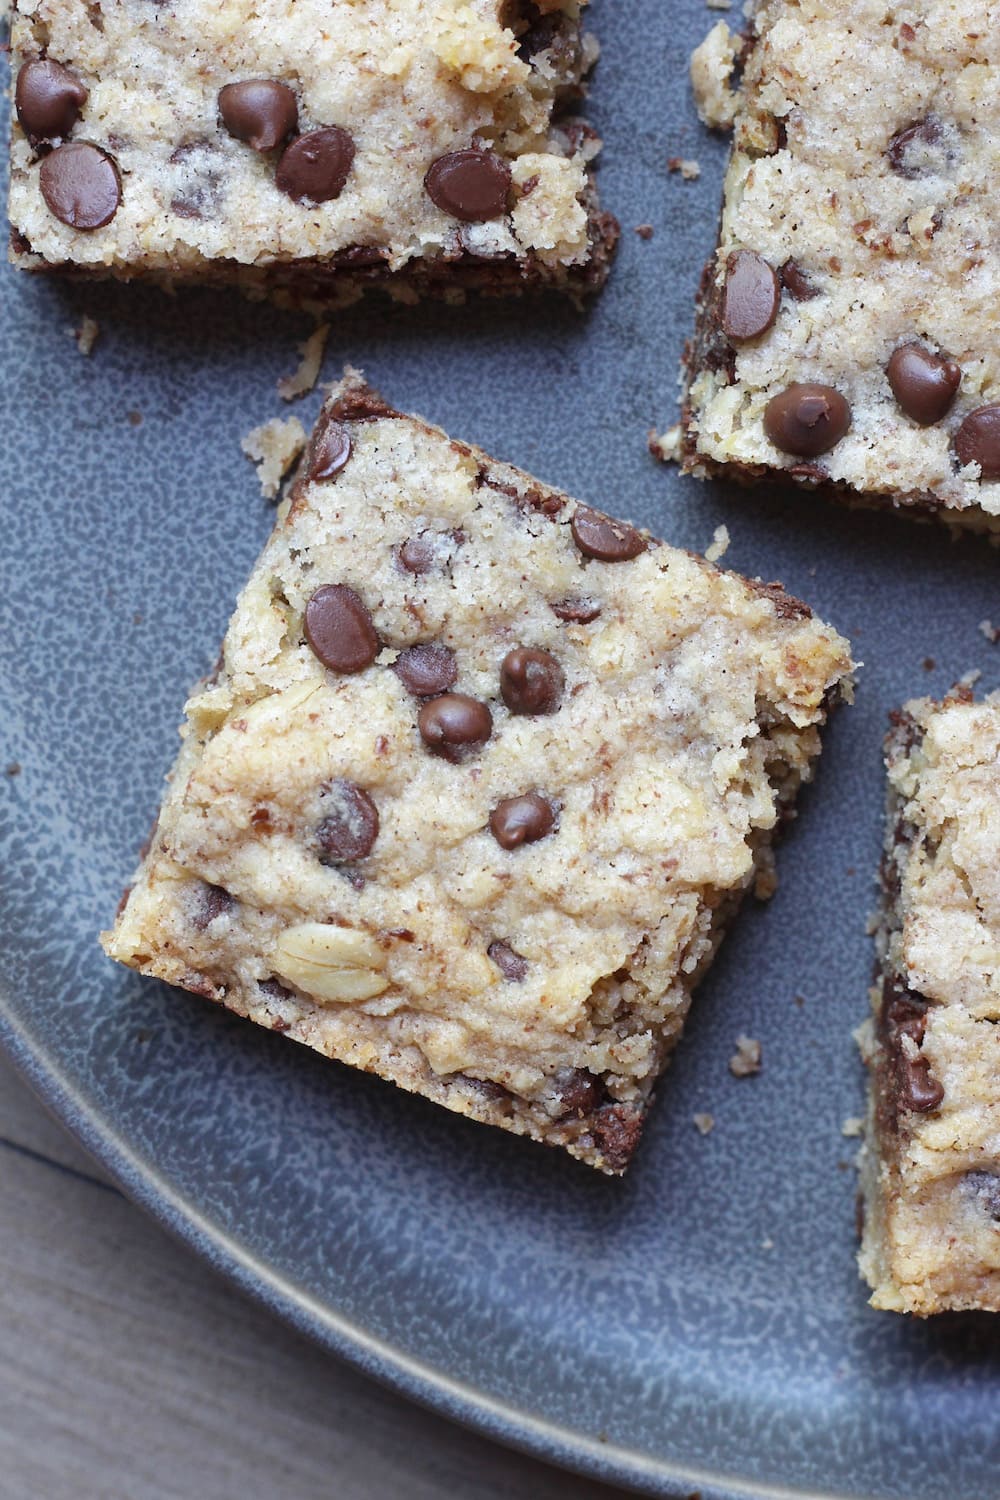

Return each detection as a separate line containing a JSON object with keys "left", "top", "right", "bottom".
{"left": 8, "top": 0, "right": 618, "bottom": 300}
{"left": 682, "top": 0, "right": 1000, "bottom": 530}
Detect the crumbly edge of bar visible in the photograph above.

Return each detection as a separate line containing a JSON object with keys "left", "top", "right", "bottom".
{"left": 858, "top": 693, "right": 1000, "bottom": 1313}
{"left": 676, "top": 22, "right": 1000, "bottom": 538}
{"left": 102, "top": 377, "right": 850, "bottom": 1174}
{"left": 9, "top": 193, "right": 618, "bottom": 307}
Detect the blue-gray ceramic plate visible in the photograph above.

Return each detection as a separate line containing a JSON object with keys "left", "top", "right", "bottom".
{"left": 2, "top": 3, "right": 999, "bottom": 1495}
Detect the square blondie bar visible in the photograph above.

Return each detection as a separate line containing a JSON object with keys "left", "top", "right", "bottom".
{"left": 859, "top": 692, "right": 1000, "bottom": 1312}
{"left": 683, "top": 0, "right": 1000, "bottom": 532}
{"left": 8, "top": 0, "right": 617, "bottom": 300}
{"left": 102, "top": 373, "right": 852, "bottom": 1172}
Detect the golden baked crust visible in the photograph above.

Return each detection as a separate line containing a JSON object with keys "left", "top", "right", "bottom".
{"left": 102, "top": 373, "right": 853, "bottom": 1172}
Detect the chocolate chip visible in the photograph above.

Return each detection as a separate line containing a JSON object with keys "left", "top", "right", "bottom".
{"left": 316, "top": 780, "right": 379, "bottom": 862}
{"left": 308, "top": 421, "right": 352, "bottom": 481}
{"left": 394, "top": 643, "right": 457, "bottom": 698}
{"left": 887, "top": 117, "right": 949, "bottom": 178}
{"left": 721, "top": 250, "right": 780, "bottom": 342}
{"left": 191, "top": 883, "right": 234, "bottom": 931}
{"left": 591, "top": 1102, "right": 643, "bottom": 1173}
{"left": 953, "top": 406, "right": 1000, "bottom": 480}
{"left": 424, "top": 148, "right": 511, "bottom": 222}
{"left": 880, "top": 973, "right": 926, "bottom": 1032}
{"left": 763, "top": 383, "right": 851, "bottom": 457}
{"left": 516, "top": 7, "right": 574, "bottom": 65}
{"left": 488, "top": 940, "right": 528, "bottom": 981}
{"left": 397, "top": 536, "right": 434, "bottom": 574}
{"left": 963, "top": 1171, "right": 1000, "bottom": 1220}
{"left": 489, "top": 792, "right": 554, "bottom": 849}
{"left": 463, "top": 1075, "right": 514, "bottom": 1108}
{"left": 39, "top": 141, "right": 121, "bottom": 229}
{"left": 276, "top": 126, "right": 355, "bottom": 204}
{"left": 329, "top": 244, "right": 388, "bottom": 268}
{"left": 899, "top": 1052, "right": 944, "bottom": 1113}
{"left": 16, "top": 59, "right": 88, "bottom": 141}
{"left": 171, "top": 191, "right": 207, "bottom": 220}
{"left": 881, "top": 981, "right": 944, "bottom": 1114}
{"left": 554, "top": 1068, "right": 604, "bottom": 1118}
{"left": 418, "top": 693, "right": 493, "bottom": 758}
{"left": 218, "top": 79, "right": 297, "bottom": 152}
{"left": 304, "top": 584, "right": 379, "bottom": 673}
{"left": 780, "top": 260, "right": 820, "bottom": 301}
{"left": 887, "top": 344, "right": 961, "bottom": 425}
{"left": 571, "top": 506, "right": 646, "bottom": 562}
{"left": 550, "top": 596, "right": 601, "bottom": 623}
{"left": 500, "top": 646, "right": 563, "bottom": 715}
{"left": 258, "top": 976, "right": 293, "bottom": 1001}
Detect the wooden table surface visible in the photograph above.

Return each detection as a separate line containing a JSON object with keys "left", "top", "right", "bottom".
{"left": 1, "top": 1051, "right": 636, "bottom": 1500}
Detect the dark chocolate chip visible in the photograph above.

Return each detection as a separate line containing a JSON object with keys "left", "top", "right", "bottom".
{"left": 963, "top": 1170, "right": 1000, "bottom": 1220}
{"left": 550, "top": 595, "right": 601, "bottom": 623}
{"left": 571, "top": 506, "right": 646, "bottom": 562}
{"left": 489, "top": 792, "right": 554, "bottom": 849}
{"left": 15, "top": 59, "right": 88, "bottom": 141}
{"left": 276, "top": 126, "right": 355, "bottom": 204}
{"left": 218, "top": 79, "right": 298, "bottom": 152}
{"left": 308, "top": 421, "right": 352, "bottom": 481}
{"left": 394, "top": 643, "right": 457, "bottom": 698}
{"left": 517, "top": 7, "right": 573, "bottom": 65}
{"left": 899, "top": 1052, "right": 944, "bottom": 1113}
{"left": 258, "top": 976, "right": 293, "bottom": 1001}
{"left": 953, "top": 406, "right": 1000, "bottom": 480}
{"left": 316, "top": 779, "right": 379, "bottom": 862}
{"left": 39, "top": 141, "right": 121, "bottom": 229}
{"left": 887, "top": 116, "right": 948, "bottom": 178}
{"left": 880, "top": 979, "right": 944, "bottom": 1114}
{"left": 880, "top": 976, "right": 926, "bottom": 1039}
{"left": 397, "top": 536, "right": 435, "bottom": 574}
{"left": 887, "top": 344, "right": 961, "bottom": 425}
{"left": 591, "top": 1102, "right": 643, "bottom": 1173}
{"left": 418, "top": 693, "right": 493, "bottom": 758}
{"left": 304, "top": 584, "right": 379, "bottom": 673}
{"left": 500, "top": 646, "right": 564, "bottom": 715}
{"left": 749, "top": 579, "right": 812, "bottom": 621}
{"left": 488, "top": 940, "right": 529, "bottom": 981}
{"left": 329, "top": 244, "right": 389, "bottom": 268}
{"left": 554, "top": 1068, "right": 605, "bottom": 1118}
{"left": 780, "top": 259, "right": 820, "bottom": 300}
{"left": 462, "top": 1075, "right": 514, "bottom": 1107}
{"left": 191, "top": 883, "right": 235, "bottom": 931}
{"left": 721, "top": 249, "right": 780, "bottom": 342}
{"left": 763, "top": 383, "right": 851, "bottom": 457}
{"left": 171, "top": 192, "right": 206, "bottom": 220}
{"left": 424, "top": 148, "right": 511, "bottom": 222}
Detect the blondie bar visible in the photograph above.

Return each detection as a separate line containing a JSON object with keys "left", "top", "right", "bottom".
{"left": 8, "top": 0, "right": 616, "bottom": 300}
{"left": 859, "top": 692, "right": 1000, "bottom": 1312}
{"left": 102, "top": 373, "right": 852, "bottom": 1172}
{"left": 683, "top": 1, "right": 1000, "bottom": 531}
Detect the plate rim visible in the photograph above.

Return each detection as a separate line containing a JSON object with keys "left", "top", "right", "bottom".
{"left": 0, "top": 997, "right": 864, "bottom": 1500}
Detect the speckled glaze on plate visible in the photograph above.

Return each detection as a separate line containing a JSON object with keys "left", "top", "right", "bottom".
{"left": 2, "top": 4, "right": 1000, "bottom": 1496}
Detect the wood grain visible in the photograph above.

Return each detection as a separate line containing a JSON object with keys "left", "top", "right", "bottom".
{"left": 0, "top": 1054, "right": 632, "bottom": 1500}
